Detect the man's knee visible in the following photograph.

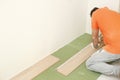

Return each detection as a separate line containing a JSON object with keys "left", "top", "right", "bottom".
{"left": 86, "top": 58, "right": 94, "bottom": 70}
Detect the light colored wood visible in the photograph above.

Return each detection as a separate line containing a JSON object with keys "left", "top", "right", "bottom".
{"left": 11, "top": 55, "right": 59, "bottom": 80}
{"left": 57, "top": 43, "right": 97, "bottom": 76}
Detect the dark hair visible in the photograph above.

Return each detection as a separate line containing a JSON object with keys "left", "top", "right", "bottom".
{"left": 90, "top": 7, "right": 99, "bottom": 17}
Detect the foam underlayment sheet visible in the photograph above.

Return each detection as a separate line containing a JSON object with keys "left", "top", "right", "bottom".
{"left": 57, "top": 43, "right": 97, "bottom": 76}
{"left": 33, "top": 33, "right": 120, "bottom": 80}
{"left": 33, "top": 33, "right": 101, "bottom": 80}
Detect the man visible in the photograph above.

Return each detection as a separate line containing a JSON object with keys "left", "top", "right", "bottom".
{"left": 86, "top": 7, "right": 120, "bottom": 77}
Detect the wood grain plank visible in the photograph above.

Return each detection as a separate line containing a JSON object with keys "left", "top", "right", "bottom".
{"left": 11, "top": 55, "right": 59, "bottom": 80}
{"left": 57, "top": 43, "right": 97, "bottom": 76}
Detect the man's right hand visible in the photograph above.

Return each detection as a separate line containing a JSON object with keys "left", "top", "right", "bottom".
{"left": 93, "top": 34, "right": 105, "bottom": 49}
{"left": 93, "top": 38, "right": 99, "bottom": 49}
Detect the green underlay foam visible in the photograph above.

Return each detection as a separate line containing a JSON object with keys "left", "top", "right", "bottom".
{"left": 33, "top": 33, "right": 101, "bottom": 80}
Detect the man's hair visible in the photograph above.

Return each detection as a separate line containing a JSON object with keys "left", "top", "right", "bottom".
{"left": 90, "top": 7, "right": 99, "bottom": 17}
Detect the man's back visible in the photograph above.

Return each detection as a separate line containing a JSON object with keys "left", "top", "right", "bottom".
{"left": 92, "top": 7, "right": 120, "bottom": 54}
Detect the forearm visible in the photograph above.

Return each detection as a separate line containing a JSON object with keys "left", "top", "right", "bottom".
{"left": 92, "top": 29, "right": 99, "bottom": 49}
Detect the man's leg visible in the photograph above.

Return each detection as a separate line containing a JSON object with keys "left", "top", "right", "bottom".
{"left": 86, "top": 49, "right": 120, "bottom": 77}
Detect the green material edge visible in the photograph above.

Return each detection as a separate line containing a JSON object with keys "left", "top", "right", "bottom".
{"left": 33, "top": 33, "right": 101, "bottom": 80}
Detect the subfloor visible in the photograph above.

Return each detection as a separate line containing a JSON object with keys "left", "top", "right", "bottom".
{"left": 33, "top": 33, "right": 120, "bottom": 80}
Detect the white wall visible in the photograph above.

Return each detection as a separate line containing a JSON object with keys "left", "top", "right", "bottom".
{"left": 86, "top": 0, "right": 120, "bottom": 34}
{"left": 0, "top": 0, "right": 88, "bottom": 80}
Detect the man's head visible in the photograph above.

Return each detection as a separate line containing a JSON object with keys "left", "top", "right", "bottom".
{"left": 90, "top": 7, "right": 99, "bottom": 17}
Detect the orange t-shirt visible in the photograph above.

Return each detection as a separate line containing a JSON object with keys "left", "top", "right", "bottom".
{"left": 92, "top": 7, "right": 120, "bottom": 54}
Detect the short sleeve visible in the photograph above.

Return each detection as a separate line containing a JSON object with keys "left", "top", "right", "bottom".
{"left": 91, "top": 14, "right": 99, "bottom": 30}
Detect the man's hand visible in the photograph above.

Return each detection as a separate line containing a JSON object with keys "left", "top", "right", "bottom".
{"left": 98, "top": 34, "right": 105, "bottom": 48}
{"left": 93, "top": 34, "right": 105, "bottom": 49}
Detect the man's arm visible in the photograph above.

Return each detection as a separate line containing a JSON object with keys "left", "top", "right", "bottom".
{"left": 92, "top": 29, "right": 99, "bottom": 49}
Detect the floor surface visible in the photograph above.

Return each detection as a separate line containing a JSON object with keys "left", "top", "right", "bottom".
{"left": 33, "top": 33, "right": 120, "bottom": 80}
